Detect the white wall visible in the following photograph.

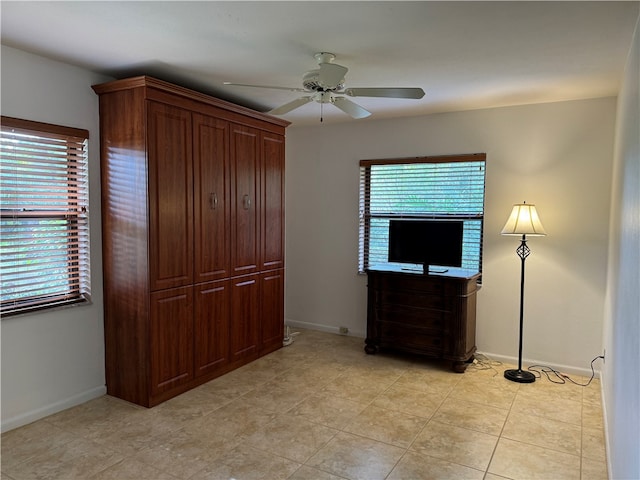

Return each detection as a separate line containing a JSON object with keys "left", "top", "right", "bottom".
{"left": 1, "top": 46, "right": 112, "bottom": 431}
{"left": 286, "top": 96, "right": 616, "bottom": 374}
{"left": 602, "top": 14, "right": 640, "bottom": 480}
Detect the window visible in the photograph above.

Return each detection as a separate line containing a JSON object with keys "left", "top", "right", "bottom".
{"left": 1, "top": 116, "right": 90, "bottom": 316}
{"left": 359, "top": 153, "right": 486, "bottom": 274}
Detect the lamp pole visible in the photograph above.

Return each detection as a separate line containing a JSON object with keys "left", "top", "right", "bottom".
{"left": 501, "top": 202, "right": 546, "bottom": 384}
{"left": 504, "top": 234, "right": 535, "bottom": 383}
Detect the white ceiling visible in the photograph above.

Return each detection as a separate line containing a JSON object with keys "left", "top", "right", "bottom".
{"left": 1, "top": 1, "right": 638, "bottom": 126}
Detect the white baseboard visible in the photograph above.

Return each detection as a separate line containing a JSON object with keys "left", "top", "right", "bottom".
{"left": 285, "top": 318, "right": 366, "bottom": 339}
{"left": 1, "top": 385, "right": 106, "bottom": 433}
{"left": 599, "top": 370, "right": 613, "bottom": 480}
{"left": 476, "top": 351, "right": 601, "bottom": 379}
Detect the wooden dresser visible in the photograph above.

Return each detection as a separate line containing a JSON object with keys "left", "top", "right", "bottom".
{"left": 365, "top": 267, "right": 480, "bottom": 372}
{"left": 93, "top": 76, "right": 288, "bottom": 407}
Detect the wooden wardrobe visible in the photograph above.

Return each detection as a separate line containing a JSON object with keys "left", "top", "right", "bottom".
{"left": 93, "top": 76, "right": 288, "bottom": 407}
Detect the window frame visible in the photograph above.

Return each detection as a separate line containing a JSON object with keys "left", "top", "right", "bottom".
{"left": 1, "top": 116, "right": 91, "bottom": 316}
{"left": 358, "top": 153, "right": 486, "bottom": 276}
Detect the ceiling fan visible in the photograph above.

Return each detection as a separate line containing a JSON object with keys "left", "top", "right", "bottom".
{"left": 224, "top": 52, "right": 425, "bottom": 120}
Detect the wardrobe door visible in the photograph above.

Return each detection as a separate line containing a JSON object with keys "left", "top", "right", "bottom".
{"left": 229, "top": 274, "right": 260, "bottom": 361}
{"left": 150, "top": 286, "right": 194, "bottom": 398}
{"left": 260, "top": 269, "right": 284, "bottom": 354}
{"left": 193, "top": 114, "right": 231, "bottom": 282}
{"left": 261, "top": 132, "right": 285, "bottom": 271}
{"left": 194, "top": 279, "right": 230, "bottom": 377}
{"left": 147, "top": 101, "right": 194, "bottom": 291}
{"left": 230, "top": 124, "right": 260, "bottom": 276}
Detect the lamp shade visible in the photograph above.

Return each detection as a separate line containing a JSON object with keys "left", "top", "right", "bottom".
{"left": 501, "top": 203, "right": 547, "bottom": 236}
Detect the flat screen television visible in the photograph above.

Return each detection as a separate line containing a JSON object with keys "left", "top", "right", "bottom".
{"left": 388, "top": 219, "right": 464, "bottom": 274}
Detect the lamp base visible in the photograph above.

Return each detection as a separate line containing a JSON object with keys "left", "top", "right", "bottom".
{"left": 504, "top": 369, "right": 536, "bottom": 383}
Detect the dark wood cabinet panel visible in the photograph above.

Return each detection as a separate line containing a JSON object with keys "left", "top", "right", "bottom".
{"left": 193, "top": 114, "right": 231, "bottom": 282}
{"left": 150, "top": 287, "right": 194, "bottom": 397}
{"left": 94, "top": 76, "right": 287, "bottom": 408}
{"left": 147, "top": 101, "right": 194, "bottom": 291}
{"left": 365, "top": 268, "right": 480, "bottom": 373}
{"left": 230, "top": 124, "right": 261, "bottom": 277}
{"left": 194, "top": 280, "right": 230, "bottom": 377}
{"left": 260, "top": 269, "right": 285, "bottom": 354}
{"left": 230, "top": 274, "right": 260, "bottom": 361}
{"left": 261, "top": 133, "right": 285, "bottom": 271}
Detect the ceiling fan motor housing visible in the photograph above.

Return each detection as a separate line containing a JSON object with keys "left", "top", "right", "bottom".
{"left": 303, "top": 70, "right": 345, "bottom": 92}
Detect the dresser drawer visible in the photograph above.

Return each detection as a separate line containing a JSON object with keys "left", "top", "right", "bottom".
{"left": 378, "top": 323, "right": 444, "bottom": 355}
{"left": 378, "top": 289, "right": 445, "bottom": 310}
{"left": 377, "top": 305, "right": 447, "bottom": 332}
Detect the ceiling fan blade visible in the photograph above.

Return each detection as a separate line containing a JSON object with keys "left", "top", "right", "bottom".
{"left": 224, "top": 82, "right": 306, "bottom": 93}
{"left": 318, "top": 63, "right": 348, "bottom": 89}
{"left": 332, "top": 97, "right": 371, "bottom": 119}
{"left": 269, "top": 96, "right": 314, "bottom": 115}
{"left": 343, "top": 87, "right": 425, "bottom": 99}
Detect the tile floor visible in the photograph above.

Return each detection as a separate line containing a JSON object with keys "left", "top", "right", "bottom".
{"left": 1, "top": 329, "right": 607, "bottom": 480}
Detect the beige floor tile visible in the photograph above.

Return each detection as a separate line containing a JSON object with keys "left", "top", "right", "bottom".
{"left": 502, "top": 412, "right": 581, "bottom": 455}
{"left": 371, "top": 384, "right": 444, "bottom": 419}
{"left": 511, "top": 390, "right": 582, "bottom": 425}
{"left": 196, "top": 370, "right": 263, "bottom": 398}
{"left": 432, "top": 397, "right": 509, "bottom": 436}
{"left": 151, "top": 386, "right": 233, "bottom": 422}
{"left": 1, "top": 329, "right": 609, "bottom": 480}
{"left": 450, "top": 375, "right": 519, "bottom": 410}
{"left": 582, "top": 380, "right": 603, "bottom": 405}
{"left": 320, "top": 375, "right": 387, "bottom": 403}
{"left": 484, "top": 474, "right": 514, "bottom": 480}
{"left": 243, "top": 414, "right": 338, "bottom": 463}
{"left": 288, "top": 392, "right": 368, "bottom": 429}
{"left": 240, "top": 381, "right": 313, "bottom": 413}
{"left": 131, "top": 426, "right": 242, "bottom": 478}
{"left": 43, "top": 395, "right": 144, "bottom": 440}
{"left": 0, "top": 421, "right": 77, "bottom": 471}
{"left": 89, "top": 457, "right": 179, "bottom": 480}
{"left": 489, "top": 437, "right": 581, "bottom": 480}
{"left": 186, "top": 397, "right": 279, "bottom": 439}
{"left": 343, "top": 404, "right": 427, "bottom": 448}
{"left": 2, "top": 438, "right": 123, "bottom": 480}
{"left": 91, "top": 409, "right": 179, "bottom": 455}
{"left": 583, "top": 402, "right": 605, "bottom": 430}
{"left": 581, "top": 456, "right": 609, "bottom": 480}
{"left": 393, "top": 367, "right": 462, "bottom": 396}
{"left": 410, "top": 420, "right": 499, "bottom": 471}
{"left": 287, "top": 465, "right": 347, "bottom": 480}
{"left": 582, "top": 426, "right": 607, "bottom": 461}
{"left": 268, "top": 364, "right": 342, "bottom": 391}
{"left": 306, "top": 431, "right": 405, "bottom": 480}
{"left": 189, "top": 444, "right": 301, "bottom": 480}
{"left": 387, "top": 450, "right": 485, "bottom": 480}
{"left": 518, "top": 376, "right": 584, "bottom": 402}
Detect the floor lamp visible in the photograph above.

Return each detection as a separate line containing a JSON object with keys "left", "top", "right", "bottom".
{"left": 501, "top": 202, "right": 546, "bottom": 383}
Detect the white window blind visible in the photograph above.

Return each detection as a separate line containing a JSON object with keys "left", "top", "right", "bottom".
{"left": 1, "top": 116, "right": 91, "bottom": 316}
{"left": 359, "top": 154, "right": 486, "bottom": 274}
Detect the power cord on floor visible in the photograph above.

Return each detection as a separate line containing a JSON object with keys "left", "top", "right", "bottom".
{"left": 282, "top": 326, "right": 301, "bottom": 346}
{"left": 467, "top": 353, "right": 503, "bottom": 377}
{"left": 527, "top": 355, "right": 604, "bottom": 387}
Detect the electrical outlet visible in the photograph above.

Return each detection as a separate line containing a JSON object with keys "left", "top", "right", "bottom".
{"left": 339, "top": 326, "right": 349, "bottom": 335}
